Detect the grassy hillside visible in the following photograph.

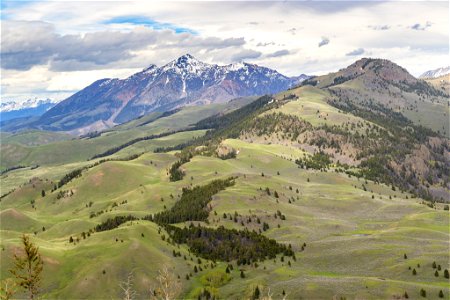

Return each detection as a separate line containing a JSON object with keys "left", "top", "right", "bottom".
{"left": 1, "top": 72, "right": 449, "bottom": 299}
{"left": 0, "top": 130, "right": 74, "bottom": 147}
{"left": 425, "top": 75, "right": 450, "bottom": 96}
{"left": 1, "top": 136, "right": 449, "bottom": 299}
{"left": 303, "top": 58, "right": 449, "bottom": 136}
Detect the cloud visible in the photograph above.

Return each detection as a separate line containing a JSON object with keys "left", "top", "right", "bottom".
{"left": 1, "top": 20, "right": 246, "bottom": 71}
{"left": 368, "top": 25, "right": 390, "bottom": 31}
{"left": 1, "top": 0, "right": 448, "bottom": 100}
{"left": 256, "top": 42, "right": 276, "bottom": 47}
{"left": 287, "top": 28, "right": 297, "bottom": 35}
{"left": 410, "top": 21, "right": 432, "bottom": 31}
{"left": 267, "top": 49, "right": 290, "bottom": 58}
{"left": 346, "top": 48, "right": 365, "bottom": 56}
{"left": 231, "top": 49, "right": 262, "bottom": 62}
{"left": 318, "top": 37, "right": 330, "bottom": 47}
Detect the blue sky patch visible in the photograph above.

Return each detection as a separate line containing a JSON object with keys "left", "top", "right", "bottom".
{"left": 103, "top": 16, "right": 197, "bottom": 34}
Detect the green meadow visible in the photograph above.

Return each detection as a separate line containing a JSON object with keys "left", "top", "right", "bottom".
{"left": 1, "top": 134, "right": 448, "bottom": 299}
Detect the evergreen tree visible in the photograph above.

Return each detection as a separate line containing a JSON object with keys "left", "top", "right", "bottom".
{"left": 404, "top": 291, "right": 409, "bottom": 299}
{"left": 420, "top": 288, "right": 426, "bottom": 297}
{"left": 438, "top": 290, "right": 444, "bottom": 298}
{"left": 252, "top": 286, "right": 260, "bottom": 300}
{"left": 240, "top": 270, "right": 245, "bottom": 278}
{"left": 9, "top": 235, "right": 43, "bottom": 300}
{"left": 41, "top": 190, "right": 45, "bottom": 197}
{"left": 432, "top": 261, "right": 437, "bottom": 268}
{"left": 412, "top": 269, "right": 417, "bottom": 275}
{"left": 444, "top": 269, "right": 449, "bottom": 279}
{"left": 434, "top": 270, "right": 439, "bottom": 277}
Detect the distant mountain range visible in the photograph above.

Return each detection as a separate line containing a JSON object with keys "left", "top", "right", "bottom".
{"left": 0, "top": 98, "right": 58, "bottom": 122}
{"left": 0, "top": 98, "right": 58, "bottom": 112}
{"left": 419, "top": 66, "right": 450, "bottom": 79}
{"left": 24, "top": 54, "right": 308, "bottom": 134}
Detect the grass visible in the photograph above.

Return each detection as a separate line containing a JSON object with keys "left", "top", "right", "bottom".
{"left": 0, "top": 103, "right": 226, "bottom": 170}
{"left": 1, "top": 133, "right": 448, "bottom": 299}
{"left": 271, "top": 86, "right": 376, "bottom": 131}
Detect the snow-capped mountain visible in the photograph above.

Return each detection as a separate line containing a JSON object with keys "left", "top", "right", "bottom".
{"left": 0, "top": 98, "right": 57, "bottom": 112}
{"left": 34, "top": 54, "right": 304, "bottom": 133}
{"left": 419, "top": 66, "right": 450, "bottom": 79}
{"left": 0, "top": 98, "right": 59, "bottom": 122}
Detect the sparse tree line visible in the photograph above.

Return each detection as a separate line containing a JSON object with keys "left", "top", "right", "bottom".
{"left": 328, "top": 92, "right": 449, "bottom": 202}
{"left": 54, "top": 153, "right": 143, "bottom": 190}
{"left": 295, "top": 152, "right": 332, "bottom": 171}
{"left": 0, "top": 165, "right": 28, "bottom": 176}
{"left": 153, "top": 178, "right": 235, "bottom": 222}
{"left": 165, "top": 224, "right": 294, "bottom": 264}
{"left": 90, "top": 129, "right": 188, "bottom": 160}
{"left": 168, "top": 151, "right": 193, "bottom": 181}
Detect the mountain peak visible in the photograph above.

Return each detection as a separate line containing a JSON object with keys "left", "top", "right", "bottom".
{"left": 178, "top": 53, "right": 196, "bottom": 60}
{"left": 35, "top": 54, "right": 299, "bottom": 132}
{"left": 419, "top": 66, "right": 450, "bottom": 79}
{"left": 174, "top": 53, "right": 203, "bottom": 66}
{"left": 162, "top": 53, "right": 211, "bottom": 75}
{"left": 142, "top": 64, "right": 157, "bottom": 73}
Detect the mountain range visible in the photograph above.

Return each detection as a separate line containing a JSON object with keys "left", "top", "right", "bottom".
{"left": 0, "top": 98, "right": 58, "bottom": 112}
{"left": 0, "top": 98, "right": 58, "bottom": 122}
{"left": 419, "top": 66, "right": 450, "bottom": 78}
{"left": 25, "top": 54, "right": 308, "bottom": 134}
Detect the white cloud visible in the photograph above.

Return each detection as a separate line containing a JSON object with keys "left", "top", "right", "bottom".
{"left": 1, "top": 1, "right": 449, "bottom": 101}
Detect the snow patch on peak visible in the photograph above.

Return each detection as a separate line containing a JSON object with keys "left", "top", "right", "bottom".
{"left": 142, "top": 64, "right": 158, "bottom": 74}
{"left": 419, "top": 66, "right": 450, "bottom": 79}
{"left": 226, "top": 63, "right": 245, "bottom": 71}
{"left": 0, "top": 98, "right": 58, "bottom": 112}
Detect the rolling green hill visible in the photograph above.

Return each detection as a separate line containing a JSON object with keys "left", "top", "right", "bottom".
{"left": 1, "top": 60, "right": 449, "bottom": 299}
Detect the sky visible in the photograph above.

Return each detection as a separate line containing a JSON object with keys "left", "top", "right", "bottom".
{"left": 1, "top": 0, "right": 449, "bottom": 102}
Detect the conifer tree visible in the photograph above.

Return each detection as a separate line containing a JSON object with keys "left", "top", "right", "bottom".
{"left": 9, "top": 235, "right": 43, "bottom": 300}
{"left": 252, "top": 286, "right": 260, "bottom": 300}
{"left": 420, "top": 288, "right": 426, "bottom": 297}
